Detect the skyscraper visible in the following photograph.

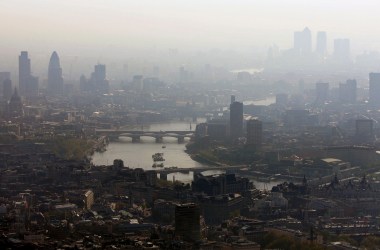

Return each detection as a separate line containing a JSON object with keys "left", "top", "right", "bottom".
{"left": 316, "top": 31, "right": 327, "bottom": 56}
{"left": 230, "top": 101, "right": 243, "bottom": 141}
{"left": 294, "top": 27, "right": 312, "bottom": 55}
{"left": 18, "top": 52, "right": 39, "bottom": 97}
{"left": 91, "top": 64, "right": 109, "bottom": 94}
{"left": 369, "top": 73, "right": 380, "bottom": 107}
{"left": 18, "top": 51, "right": 31, "bottom": 96}
{"left": 3, "top": 79, "right": 12, "bottom": 101}
{"left": 47, "top": 51, "right": 63, "bottom": 95}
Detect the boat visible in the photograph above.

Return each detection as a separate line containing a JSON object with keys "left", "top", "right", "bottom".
{"left": 152, "top": 152, "right": 165, "bottom": 162}
{"left": 162, "top": 145, "right": 166, "bottom": 148}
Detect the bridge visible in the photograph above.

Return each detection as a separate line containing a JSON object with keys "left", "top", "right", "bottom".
{"left": 155, "top": 165, "right": 247, "bottom": 179}
{"left": 96, "top": 129, "right": 195, "bottom": 143}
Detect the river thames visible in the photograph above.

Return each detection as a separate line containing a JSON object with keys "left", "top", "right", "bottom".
{"left": 91, "top": 97, "right": 280, "bottom": 189}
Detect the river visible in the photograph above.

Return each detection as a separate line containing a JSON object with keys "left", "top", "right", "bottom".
{"left": 92, "top": 97, "right": 279, "bottom": 189}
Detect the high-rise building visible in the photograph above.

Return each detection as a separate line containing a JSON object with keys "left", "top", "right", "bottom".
{"left": 230, "top": 101, "right": 243, "bottom": 141}
{"left": 246, "top": 119, "right": 262, "bottom": 148}
{"left": 369, "top": 73, "right": 380, "bottom": 107}
{"left": 47, "top": 51, "right": 63, "bottom": 95}
{"left": 175, "top": 203, "right": 200, "bottom": 242}
{"left": 294, "top": 27, "right": 312, "bottom": 54}
{"left": 18, "top": 51, "right": 31, "bottom": 96}
{"left": 18, "top": 52, "right": 38, "bottom": 97}
{"left": 91, "top": 64, "right": 109, "bottom": 94}
{"left": 316, "top": 31, "right": 327, "bottom": 56}
{"left": 339, "top": 79, "right": 357, "bottom": 104}
{"left": 315, "top": 82, "right": 329, "bottom": 103}
{"left": 333, "top": 39, "right": 350, "bottom": 63}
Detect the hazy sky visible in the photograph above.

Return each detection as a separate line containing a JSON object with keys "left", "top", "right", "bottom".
{"left": 1, "top": 0, "right": 380, "bottom": 54}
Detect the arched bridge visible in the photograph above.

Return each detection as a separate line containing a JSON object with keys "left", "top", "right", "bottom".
{"left": 96, "top": 129, "right": 195, "bottom": 143}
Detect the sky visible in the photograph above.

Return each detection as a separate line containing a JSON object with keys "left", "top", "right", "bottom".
{"left": 1, "top": 0, "right": 380, "bottom": 79}
{"left": 1, "top": 0, "right": 380, "bottom": 53}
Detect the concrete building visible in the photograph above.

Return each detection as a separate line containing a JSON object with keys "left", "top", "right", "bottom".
{"left": 246, "top": 119, "right": 262, "bottom": 149}
{"left": 175, "top": 203, "right": 200, "bottom": 242}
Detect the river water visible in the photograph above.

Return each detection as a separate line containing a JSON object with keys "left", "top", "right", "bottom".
{"left": 92, "top": 97, "right": 279, "bottom": 189}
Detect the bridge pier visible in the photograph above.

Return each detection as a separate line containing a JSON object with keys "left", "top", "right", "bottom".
{"left": 155, "top": 136, "right": 163, "bottom": 143}
{"left": 131, "top": 135, "right": 141, "bottom": 142}
{"left": 177, "top": 136, "right": 184, "bottom": 143}
{"left": 108, "top": 135, "right": 119, "bottom": 141}
{"left": 160, "top": 173, "right": 168, "bottom": 181}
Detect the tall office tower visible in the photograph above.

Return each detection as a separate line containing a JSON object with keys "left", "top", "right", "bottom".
{"left": 230, "top": 101, "right": 243, "bottom": 141}
{"left": 91, "top": 64, "right": 109, "bottom": 94}
{"left": 369, "top": 73, "right": 380, "bottom": 107}
{"left": 315, "top": 82, "right": 329, "bottom": 103}
{"left": 339, "top": 79, "right": 357, "bottom": 104}
{"left": 47, "top": 51, "right": 63, "bottom": 95}
{"left": 175, "top": 203, "right": 200, "bottom": 242}
{"left": 316, "top": 31, "right": 327, "bottom": 56}
{"left": 18, "top": 51, "right": 31, "bottom": 96}
{"left": 3, "top": 79, "right": 12, "bottom": 101}
{"left": 246, "top": 119, "right": 262, "bottom": 149}
{"left": 294, "top": 27, "right": 312, "bottom": 54}
{"left": 333, "top": 39, "right": 350, "bottom": 63}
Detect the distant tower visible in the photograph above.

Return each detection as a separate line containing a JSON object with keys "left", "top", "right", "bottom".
{"left": 8, "top": 88, "right": 23, "bottom": 118}
{"left": 294, "top": 27, "right": 312, "bottom": 54}
{"left": 369, "top": 73, "right": 380, "bottom": 107}
{"left": 91, "top": 64, "right": 109, "bottom": 94}
{"left": 316, "top": 31, "right": 327, "bottom": 57}
{"left": 48, "top": 51, "right": 63, "bottom": 95}
{"left": 246, "top": 119, "right": 262, "bottom": 149}
{"left": 339, "top": 79, "right": 357, "bottom": 104}
{"left": 175, "top": 203, "right": 200, "bottom": 242}
{"left": 18, "top": 51, "right": 31, "bottom": 96}
{"left": 230, "top": 101, "right": 243, "bottom": 141}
